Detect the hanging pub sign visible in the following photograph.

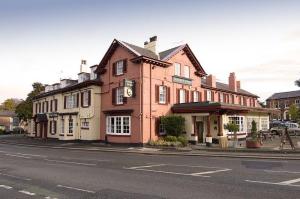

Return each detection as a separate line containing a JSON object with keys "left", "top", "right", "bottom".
{"left": 123, "top": 79, "right": 135, "bottom": 98}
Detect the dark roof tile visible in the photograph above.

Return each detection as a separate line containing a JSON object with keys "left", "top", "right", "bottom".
{"left": 267, "top": 90, "right": 300, "bottom": 100}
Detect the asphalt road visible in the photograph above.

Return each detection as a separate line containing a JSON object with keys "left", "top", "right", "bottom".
{"left": 0, "top": 143, "right": 299, "bottom": 199}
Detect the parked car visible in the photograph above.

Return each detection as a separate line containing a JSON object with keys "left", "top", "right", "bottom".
{"left": 270, "top": 122, "right": 300, "bottom": 136}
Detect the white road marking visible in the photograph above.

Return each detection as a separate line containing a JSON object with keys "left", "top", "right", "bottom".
{"left": 16, "top": 152, "right": 47, "bottom": 158}
{"left": 19, "top": 190, "right": 36, "bottom": 196}
{"left": 279, "top": 178, "right": 300, "bottom": 185}
{"left": 126, "top": 164, "right": 166, "bottom": 169}
{"left": 129, "top": 168, "right": 210, "bottom": 177}
{"left": 57, "top": 184, "right": 95, "bottom": 193}
{"left": 243, "top": 160, "right": 288, "bottom": 163}
{"left": 5, "top": 154, "right": 32, "bottom": 159}
{"left": 191, "top": 168, "right": 232, "bottom": 176}
{"left": 0, "top": 185, "right": 12, "bottom": 189}
{"left": 264, "top": 170, "right": 300, "bottom": 174}
{"left": 44, "top": 159, "right": 96, "bottom": 166}
{"left": 245, "top": 180, "right": 300, "bottom": 187}
{"left": 0, "top": 173, "right": 31, "bottom": 181}
{"left": 45, "top": 196, "right": 58, "bottom": 199}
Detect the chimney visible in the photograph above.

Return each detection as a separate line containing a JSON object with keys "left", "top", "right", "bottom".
{"left": 236, "top": 80, "right": 241, "bottom": 90}
{"left": 80, "top": 60, "right": 87, "bottom": 73}
{"left": 229, "top": 72, "right": 237, "bottom": 92}
{"left": 144, "top": 36, "right": 157, "bottom": 53}
{"left": 206, "top": 74, "right": 216, "bottom": 88}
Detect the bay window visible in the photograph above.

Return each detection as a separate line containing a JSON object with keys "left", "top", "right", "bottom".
{"left": 106, "top": 116, "right": 131, "bottom": 135}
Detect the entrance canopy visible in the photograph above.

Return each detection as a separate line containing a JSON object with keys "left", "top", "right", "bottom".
{"left": 35, "top": 114, "right": 48, "bottom": 123}
{"left": 172, "top": 102, "right": 275, "bottom": 115}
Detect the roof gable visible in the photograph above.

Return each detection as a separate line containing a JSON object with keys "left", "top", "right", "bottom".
{"left": 159, "top": 44, "right": 207, "bottom": 76}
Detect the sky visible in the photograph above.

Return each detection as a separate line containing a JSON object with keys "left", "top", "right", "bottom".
{"left": 1, "top": 0, "right": 300, "bottom": 103}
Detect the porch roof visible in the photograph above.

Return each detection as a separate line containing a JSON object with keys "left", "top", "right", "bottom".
{"left": 171, "top": 102, "right": 275, "bottom": 114}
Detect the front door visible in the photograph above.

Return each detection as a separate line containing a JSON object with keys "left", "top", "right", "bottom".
{"left": 196, "top": 121, "right": 204, "bottom": 143}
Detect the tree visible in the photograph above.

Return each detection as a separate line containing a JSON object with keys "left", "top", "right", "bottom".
{"left": 250, "top": 120, "right": 258, "bottom": 141}
{"left": 295, "top": 79, "right": 300, "bottom": 87}
{"left": 288, "top": 104, "right": 300, "bottom": 122}
{"left": 15, "top": 82, "right": 44, "bottom": 121}
{"left": 0, "top": 98, "right": 19, "bottom": 111}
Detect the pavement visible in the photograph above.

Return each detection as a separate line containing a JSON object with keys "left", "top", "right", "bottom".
{"left": 0, "top": 138, "right": 300, "bottom": 199}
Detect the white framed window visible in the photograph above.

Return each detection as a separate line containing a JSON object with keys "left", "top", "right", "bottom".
{"left": 68, "top": 118, "right": 73, "bottom": 134}
{"left": 260, "top": 117, "right": 269, "bottom": 131}
{"left": 179, "top": 89, "right": 186, "bottom": 103}
{"left": 246, "top": 117, "right": 259, "bottom": 133}
{"left": 220, "top": 93, "right": 224, "bottom": 103}
{"left": 193, "top": 91, "right": 199, "bottom": 102}
{"left": 159, "top": 86, "right": 167, "bottom": 104}
{"left": 184, "top": 65, "right": 190, "bottom": 78}
{"left": 61, "top": 119, "right": 64, "bottom": 135}
{"left": 66, "top": 95, "right": 77, "bottom": 109}
{"left": 81, "top": 120, "right": 89, "bottom": 129}
{"left": 295, "top": 99, "right": 300, "bottom": 105}
{"left": 83, "top": 91, "right": 89, "bottom": 107}
{"left": 116, "top": 87, "right": 124, "bottom": 105}
{"left": 228, "top": 116, "right": 245, "bottom": 132}
{"left": 106, "top": 116, "right": 131, "bottom": 135}
{"left": 116, "top": 60, "right": 124, "bottom": 75}
{"left": 174, "top": 63, "right": 181, "bottom": 76}
{"left": 51, "top": 121, "right": 56, "bottom": 135}
{"left": 207, "top": 90, "right": 212, "bottom": 101}
{"left": 285, "top": 100, "right": 289, "bottom": 108}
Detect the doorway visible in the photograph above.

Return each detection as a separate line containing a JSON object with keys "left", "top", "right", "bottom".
{"left": 196, "top": 121, "right": 204, "bottom": 143}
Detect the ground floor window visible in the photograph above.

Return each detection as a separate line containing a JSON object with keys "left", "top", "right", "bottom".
{"left": 246, "top": 117, "right": 259, "bottom": 133}
{"left": 68, "top": 117, "right": 73, "bottom": 134}
{"left": 61, "top": 119, "right": 64, "bottom": 135}
{"left": 159, "top": 123, "right": 166, "bottom": 135}
{"left": 106, "top": 116, "right": 131, "bottom": 135}
{"left": 260, "top": 117, "right": 269, "bottom": 131}
{"left": 81, "top": 120, "right": 89, "bottom": 129}
{"left": 228, "top": 116, "right": 244, "bottom": 132}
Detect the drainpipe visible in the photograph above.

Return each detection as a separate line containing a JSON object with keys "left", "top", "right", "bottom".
{"left": 140, "top": 61, "right": 144, "bottom": 145}
{"left": 149, "top": 63, "right": 152, "bottom": 141}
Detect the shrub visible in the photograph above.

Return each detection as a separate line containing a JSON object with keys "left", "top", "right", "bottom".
{"left": 177, "top": 135, "right": 188, "bottom": 147}
{"left": 160, "top": 116, "right": 185, "bottom": 137}
{"left": 250, "top": 120, "right": 258, "bottom": 141}
{"left": 224, "top": 122, "right": 239, "bottom": 141}
{"left": 163, "top": 135, "right": 178, "bottom": 142}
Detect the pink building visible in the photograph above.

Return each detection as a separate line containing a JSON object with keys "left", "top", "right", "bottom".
{"left": 96, "top": 36, "right": 271, "bottom": 145}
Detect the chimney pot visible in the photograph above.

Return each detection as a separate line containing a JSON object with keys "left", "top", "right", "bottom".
{"left": 150, "top": 36, "right": 157, "bottom": 42}
{"left": 144, "top": 41, "right": 149, "bottom": 45}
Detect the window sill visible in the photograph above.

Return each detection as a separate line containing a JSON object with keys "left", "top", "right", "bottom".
{"left": 66, "top": 134, "right": 73, "bottom": 137}
{"left": 106, "top": 133, "right": 131, "bottom": 136}
{"left": 158, "top": 102, "right": 168, "bottom": 105}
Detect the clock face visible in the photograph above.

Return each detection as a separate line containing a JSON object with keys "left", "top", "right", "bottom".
{"left": 127, "top": 88, "right": 133, "bottom": 97}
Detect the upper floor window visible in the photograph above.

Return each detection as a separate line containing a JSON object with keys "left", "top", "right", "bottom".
{"left": 81, "top": 90, "right": 91, "bottom": 107}
{"left": 116, "top": 60, "right": 124, "bottom": 75}
{"left": 179, "top": 89, "right": 186, "bottom": 103}
{"left": 116, "top": 87, "right": 124, "bottom": 105}
{"left": 174, "top": 63, "right": 181, "bottom": 76}
{"left": 184, "top": 66, "right": 190, "bottom": 78}
{"left": 65, "top": 94, "right": 78, "bottom": 109}
{"left": 113, "top": 59, "right": 127, "bottom": 76}
{"left": 285, "top": 101, "right": 289, "bottom": 108}
{"left": 159, "top": 86, "right": 167, "bottom": 104}
{"left": 207, "top": 90, "right": 212, "bottom": 101}
{"left": 295, "top": 99, "right": 300, "bottom": 105}
{"left": 220, "top": 93, "right": 224, "bottom": 103}
{"left": 193, "top": 91, "right": 199, "bottom": 102}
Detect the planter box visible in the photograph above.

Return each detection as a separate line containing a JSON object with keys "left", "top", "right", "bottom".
{"left": 246, "top": 140, "right": 261, "bottom": 148}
